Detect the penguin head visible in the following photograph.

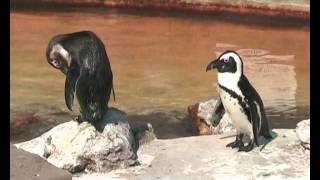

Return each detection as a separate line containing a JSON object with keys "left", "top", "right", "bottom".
{"left": 46, "top": 43, "right": 71, "bottom": 75}
{"left": 206, "top": 50, "right": 243, "bottom": 75}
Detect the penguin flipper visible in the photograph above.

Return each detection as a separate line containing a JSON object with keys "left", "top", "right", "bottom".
{"left": 211, "top": 98, "right": 225, "bottom": 126}
{"left": 111, "top": 83, "right": 116, "bottom": 102}
{"left": 248, "top": 100, "right": 260, "bottom": 146}
{"left": 65, "top": 68, "right": 79, "bottom": 111}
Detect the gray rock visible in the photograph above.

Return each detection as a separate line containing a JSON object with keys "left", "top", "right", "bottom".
{"left": 296, "top": 119, "right": 310, "bottom": 150}
{"left": 15, "top": 107, "right": 139, "bottom": 173}
{"left": 10, "top": 143, "right": 72, "bottom": 180}
{"left": 197, "top": 98, "right": 235, "bottom": 134}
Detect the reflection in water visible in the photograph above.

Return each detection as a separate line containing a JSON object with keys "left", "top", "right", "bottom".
{"left": 10, "top": 10, "right": 309, "bottom": 140}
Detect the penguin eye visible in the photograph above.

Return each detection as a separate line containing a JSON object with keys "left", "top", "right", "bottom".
{"left": 223, "top": 58, "right": 229, "bottom": 63}
{"left": 51, "top": 59, "right": 61, "bottom": 68}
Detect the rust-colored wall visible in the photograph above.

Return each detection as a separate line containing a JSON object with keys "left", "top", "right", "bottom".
{"left": 10, "top": 0, "right": 309, "bottom": 21}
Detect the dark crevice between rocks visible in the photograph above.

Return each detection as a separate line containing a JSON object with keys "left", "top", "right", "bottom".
{"left": 128, "top": 111, "right": 198, "bottom": 140}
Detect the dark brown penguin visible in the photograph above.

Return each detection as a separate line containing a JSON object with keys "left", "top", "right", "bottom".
{"left": 46, "top": 31, "right": 115, "bottom": 131}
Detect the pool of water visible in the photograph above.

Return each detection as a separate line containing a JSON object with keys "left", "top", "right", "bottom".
{"left": 10, "top": 9, "right": 309, "bottom": 136}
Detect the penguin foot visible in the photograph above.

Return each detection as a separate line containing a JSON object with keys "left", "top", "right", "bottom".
{"left": 74, "top": 116, "right": 84, "bottom": 124}
{"left": 226, "top": 139, "right": 241, "bottom": 148}
{"left": 92, "top": 122, "right": 103, "bottom": 133}
{"left": 238, "top": 141, "right": 254, "bottom": 152}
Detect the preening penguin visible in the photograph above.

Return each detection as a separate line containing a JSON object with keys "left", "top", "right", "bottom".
{"left": 206, "top": 50, "right": 272, "bottom": 152}
{"left": 46, "top": 31, "right": 115, "bottom": 130}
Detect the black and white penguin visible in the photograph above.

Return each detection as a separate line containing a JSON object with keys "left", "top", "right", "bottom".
{"left": 206, "top": 50, "right": 272, "bottom": 152}
{"left": 46, "top": 31, "right": 115, "bottom": 131}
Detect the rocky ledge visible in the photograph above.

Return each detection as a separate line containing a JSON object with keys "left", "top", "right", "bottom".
{"left": 15, "top": 107, "right": 148, "bottom": 174}
{"left": 14, "top": 101, "right": 309, "bottom": 179}
{"left": 73, "top": 128, "right": 309, "bottom": 180}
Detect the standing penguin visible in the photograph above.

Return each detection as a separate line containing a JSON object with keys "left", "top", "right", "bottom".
{"left": 206, "top": 50, "right": 272, "bottom": 152}
{"left": 46, "top": 31, "right": 115, "bottom": 131}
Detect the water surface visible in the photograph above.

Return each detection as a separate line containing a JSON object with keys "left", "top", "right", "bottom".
{"left": 10, "top": 9, "right": 309, "bottom": 134}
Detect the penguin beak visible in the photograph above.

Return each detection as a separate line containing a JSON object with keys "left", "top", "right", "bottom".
{"left": 206, "top": 59, "right": 220, "bottom": 72}
{"left": 61, "top": 66, "right": 69, "bottom": 75}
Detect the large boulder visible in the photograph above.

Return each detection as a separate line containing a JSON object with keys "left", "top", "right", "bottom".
{"left": 15, "top": 107, "right": 139, "bottom": 173}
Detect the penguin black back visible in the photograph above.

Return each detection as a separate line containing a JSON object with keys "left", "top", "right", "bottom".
{"left": 238, "top": 75, "right": 272, "bottom": 139}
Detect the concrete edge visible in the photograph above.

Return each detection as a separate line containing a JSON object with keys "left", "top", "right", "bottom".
{"left": 10, "top": 0, "right": 309, "bottom": 21}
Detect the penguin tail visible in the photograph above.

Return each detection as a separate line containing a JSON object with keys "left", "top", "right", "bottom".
{"left": 259, "top": 130, "right": 273, "bottom": 152}
{"left": 254, "top": 136, "right": 259, "bottom": 146}
{"left": 261, "top": 116, "right": 273, "bottom": 139}
{"left": 261, "top": 128, "right": 273, "bottom": 139}
{"left": 260, "top": 121, "right": 273, "bottom": 139}
{"left": 263, "top": 132, "right": 273, "bottom": 139}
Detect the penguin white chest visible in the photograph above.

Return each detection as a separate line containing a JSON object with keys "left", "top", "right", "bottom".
{"left": 219, "top": 88, "right": 252, "bottom": 135}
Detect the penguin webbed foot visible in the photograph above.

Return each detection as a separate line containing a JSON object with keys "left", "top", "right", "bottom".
{"left": 226, "top": 134, "right": 244, "bottom": 148}
{"left": 74, "top": 115, "right": 84, "bottom": 124}
{"left": 92, "top": 122, "right": 104, "bottom": 133}
{"left": 226, "top": 138, "right": 242, "bottom": 148}
{"left": 74, "top": 116, "right": 104, "bottom": 132}
{"left": 238, "top": 140, "right": 254, "bottom": 152}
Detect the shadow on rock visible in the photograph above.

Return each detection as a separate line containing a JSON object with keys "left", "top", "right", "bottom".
{"left": 128, "top": 110, "right": 198, "bottom": 140}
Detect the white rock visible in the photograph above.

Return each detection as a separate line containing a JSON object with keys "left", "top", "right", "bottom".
{"left": 296, "top": 119, "right": 310, "bottom": 149}
{"left": 15, "top": 107, "right": 138, "bottom": 173}
{"left": 197, "top": 98, "right": 235, "bottom": 134}
{"left": 212, "top": 113, "right": 235, "bottom": 134}
{"left": 197, "top": 98, "right": 219, "bottom": 124}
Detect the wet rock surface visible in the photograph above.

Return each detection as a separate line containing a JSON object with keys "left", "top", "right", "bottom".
{"left": 15, "top": 107, "right": 140, "bottom": 173}
{"left": 10, "top": 143, "right": 72, "bottom": 180}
